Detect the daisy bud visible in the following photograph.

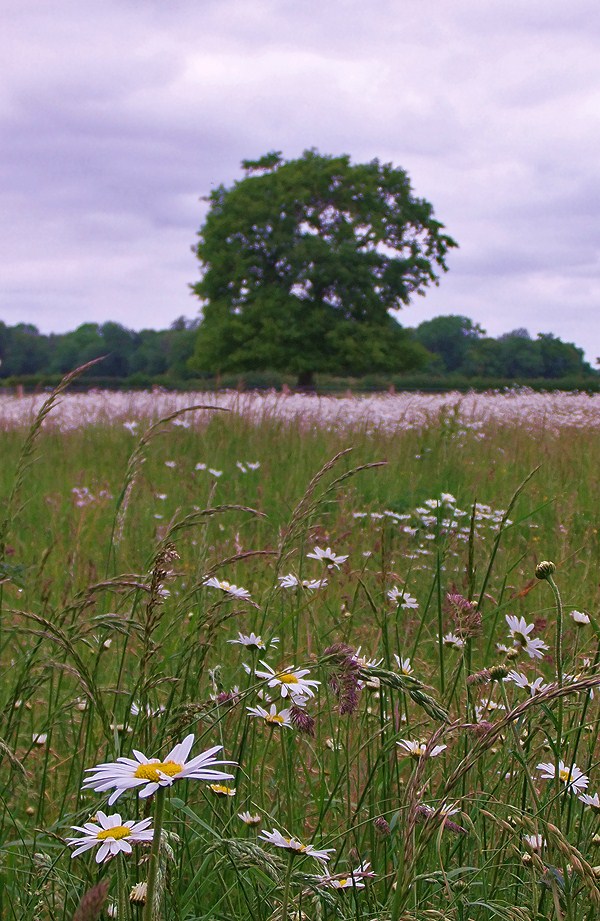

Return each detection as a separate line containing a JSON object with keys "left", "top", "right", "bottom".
{"left": 535, "top": 560, "right": 556, "bottom": 580}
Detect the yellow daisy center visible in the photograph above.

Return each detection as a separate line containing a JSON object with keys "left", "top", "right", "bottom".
{"left": 265, "top": 714, "right": 285, "bottom": 725}
{"left": 209, "top": 784, "right": 235, "bottom": 796}
{"left": 338, "top": 878, "right": 348, "bottom": 887}
{"left": 559, "top": 767, "right": 572, "bottom": 784}
{"left": 97, "top": 825, "right": 131, "bottom": 840}
{"left": 134, "top": 760, "right": 183, "bottom": 782}
{"left": 277, "top": 673, "right": 299, "bottom": 684}
{"left": 285, "top": 837, "right": 306, "bottom": 852}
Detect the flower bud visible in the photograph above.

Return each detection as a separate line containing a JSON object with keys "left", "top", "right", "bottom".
{"left": 535, "top": 560, "right": 556, "bottom": 580}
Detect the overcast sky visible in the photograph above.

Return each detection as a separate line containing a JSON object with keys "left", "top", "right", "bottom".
{"left": 2, "top": 0, "right": 600, "bottom": 361}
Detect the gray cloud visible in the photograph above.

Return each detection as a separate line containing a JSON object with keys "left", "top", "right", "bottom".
{"left": 1, "top": 0, "right": 599, "bottom": 362}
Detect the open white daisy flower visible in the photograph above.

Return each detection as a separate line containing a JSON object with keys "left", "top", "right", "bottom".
{"left": 238, "top": 810, "right": 262, "bottom": 826}
{"left": 397, "top": 738, "right": 447, "bottom": 759}
{"left": 316, "top": 862, "right": 374, "bottom": 889}
{"left": 228, "top": 632, "right": 279, "bottom": 650}
{"left": 579, "top": 791, "right": 600, "bottom": 812}
{"left": 306, "top": 546, "right": 348, "bottom": 570}
{"left": 246, "top": 703, "right": 294, "bottom": 728}
{"left": 259, "top": 828, "right": 334, "bottom": 863}
{"left": 252, "top": 660, "right": 320, "bottom": 700}
{"left": 506, "top": 615, "right": 548, "bottom": 659}
{"left": 536, "top": 760, "right": 589, "bottom": 795}
{"left": 278, "top": 573, "right": 328, "bottom": 590}
{"left": 67, "top": 811, "right": 153, "bottom": 863}
{"left": 82, "top": 735, "right": 235, "bottom": 805}
{"left": 203, "top": 577, "right": 252, "bottom": 601}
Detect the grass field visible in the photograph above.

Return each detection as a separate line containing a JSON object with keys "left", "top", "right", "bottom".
{"left": 1, "top": 375, "right": 600, "bottom": 921}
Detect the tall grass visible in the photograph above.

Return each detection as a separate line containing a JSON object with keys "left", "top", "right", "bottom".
{"left": 0, "top": 377, "right": 599, "bottom": 920}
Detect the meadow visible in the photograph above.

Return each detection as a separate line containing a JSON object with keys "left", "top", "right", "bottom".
{"left": 1, "top": 374, "right": 600, "bottom": 921}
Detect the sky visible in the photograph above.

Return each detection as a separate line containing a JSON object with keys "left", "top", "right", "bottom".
{"left": 2, "top": 0, "right": 600, "bottom": 362}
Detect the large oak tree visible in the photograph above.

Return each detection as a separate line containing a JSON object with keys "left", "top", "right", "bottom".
{"left": 191, "top": 150, "right": 457, "bottom": 385}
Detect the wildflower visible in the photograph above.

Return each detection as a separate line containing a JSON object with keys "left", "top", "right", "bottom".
{"left": 259, "top": 828, "right": 334, "bottom": 863}
{"left": 394, "top": 654, "right": 413, "bottom": 675}
{"left": 82, "top": 735, "right": 235, "bottom": 805}
{"left": 164, "top": 460, "right": 177, "bottom": 468}
{"left": 228, "top": 632, "right": 278, "bottom": 650}
{"left": 397, "top": 739, "right": 447, "bottom": 759}
{"left": 306, "top": 546, "right": 348, "bottom": 569}
{"left": 129, "top": 882, "right": 147, "bottom": 905}
{"left": 195, "top": 462, "right": 207, "bottom": 470}
{"left": 523, "top": 834, "right": 545, "bottom": 852}
{"left": 387, "top": 586, "right": 419, "bottom": 609}
{"left": 289, "top": 700, "right": 316, "bottom": 735}
{"left": 535, "top": 560, "right": 556, "bottom": 580}
{"left": 246, "top": 703, "right": 294, "bottom": 728}
{"left": 504, "top": 670, "right": 549, "bottom": 696}
{"left": 203, "top": 577, "right": 252, "bottom": 601}
{"left": 236, "top": 461, "right": 247, "bottom": 473}
{"left": 247, "top": 461, "right": 260, "bottom": 470}
{"left": 441, "top": 632, "right": 465, "bottom": 649}
{"left": 352, "top": 646, "right": 383, "bottom": 669}
{"left": 536, "top": 760, "right": 589, "bottom": 795}
{"left": 278, "top": 573, "right": 328, "bottom": 590}
{"left": 67, "top": 811, "right": 153, "bottom": 863}
{"left": 579, "top": 792, "right": 600, "bottom": 813}
{"left": 32, "top": 733, "right": 48, "bottom": 746}
{"left": 238, "top": 811, "right": 261, "bottom": 826}
{"left": 253, "top": 661, "right": 320, "bottom": 700}
{"left": 208, "top": 784, "right": 236, "bottom": 797}
{"left": 506, "top": 615, "right": 548, "bottom": 659}
{"left": 316, "top": 862, "right": 374, "bottom": 889}
{"left": 373, "top": 816, "right": 391, "bottom": 837}
{"left": 208, "top": 468, "right": 223, "bottom": 477}
{"left": 570, "top": 610, "right": 590, "bottom": 625}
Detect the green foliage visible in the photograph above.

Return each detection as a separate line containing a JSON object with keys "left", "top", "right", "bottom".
{"left": 191, "top": 149, "right": 456, "bottom": 382}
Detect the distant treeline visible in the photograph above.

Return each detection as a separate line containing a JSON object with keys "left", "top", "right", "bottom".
{"left": 0, "top": 314, "right": 595, "bottom": 385}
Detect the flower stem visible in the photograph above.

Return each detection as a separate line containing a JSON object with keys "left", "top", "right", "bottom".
{"left": 143, "top": 787, "right": 166, "bottom": 921}
{"left": 280, "top": 855, "right": 293, "bottom": 921}
{"left": 116, "top": 852, "right": 130, "bottom": 921}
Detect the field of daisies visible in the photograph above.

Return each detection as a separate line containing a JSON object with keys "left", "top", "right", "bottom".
{"left": 1, "top": 373, "right": 600, "bottom": 921}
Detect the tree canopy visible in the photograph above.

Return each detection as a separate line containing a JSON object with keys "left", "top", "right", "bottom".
{"left": 190, "top": 150, "right": 457, "bottom": 385}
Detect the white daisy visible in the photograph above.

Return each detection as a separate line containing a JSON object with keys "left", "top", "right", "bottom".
{"left": 536, "top": 760, "right": 589, "bottom": 795}
{"left": 506, "top": 615, "right": 548, "bottom": 659}
{"left": 306, "top": 546, "right": 348, "bottom": 569}
{"left": 253, "top": 661, "right": 320, "bottom": 700}
{"left": 203, "top": 577, "right": 252, "bottom": 601}
{"left": 228, "top": 632, "right": 278, "bottom": 650}
{"left": 82, "top": 735, "right": 235, "bottom": 805}
{"left": 387, "top": 586, "right": 419, "bottom": 609}
{"left": 316, "top": 862, "right": 373, "bottom": 889}
{"left": 570, "top": 610, "right": 590, "bottom": 625}
{"left": 246, "top": 703, "right": 294, "bottom": 728}
{"left": 523, "top": 834, "right": 545, "bottom": 852}
{"left": 278, "top": 573, "right": 328, "bottom": 590}
{"left": 394, "top": 654, "right": 413, "bottom": 675}
{"left": 397, "top": 739, "right": 447, "bottom": 759}
{"left": 208, "top": 784, "right": 236, "bottom": 797}
{"left": 504, "top": 671, "right": 549, "bottom": 696}
{"left": 441, "top": 632, "right": 465, "bottom": 649}
{"left": 238, "top": 810, "right": 261, "bottom": 826}
{"left": 259, "top": 828, "right": 334, "bottom": 863}
{"left": 67, "top": 811, "right": 153, "bottom": 863}
{"left": 579, "top": 792, "right": 600, "bottom": 813}
{"left": 247, "top": 462, "right": 261, "bottom": 470}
